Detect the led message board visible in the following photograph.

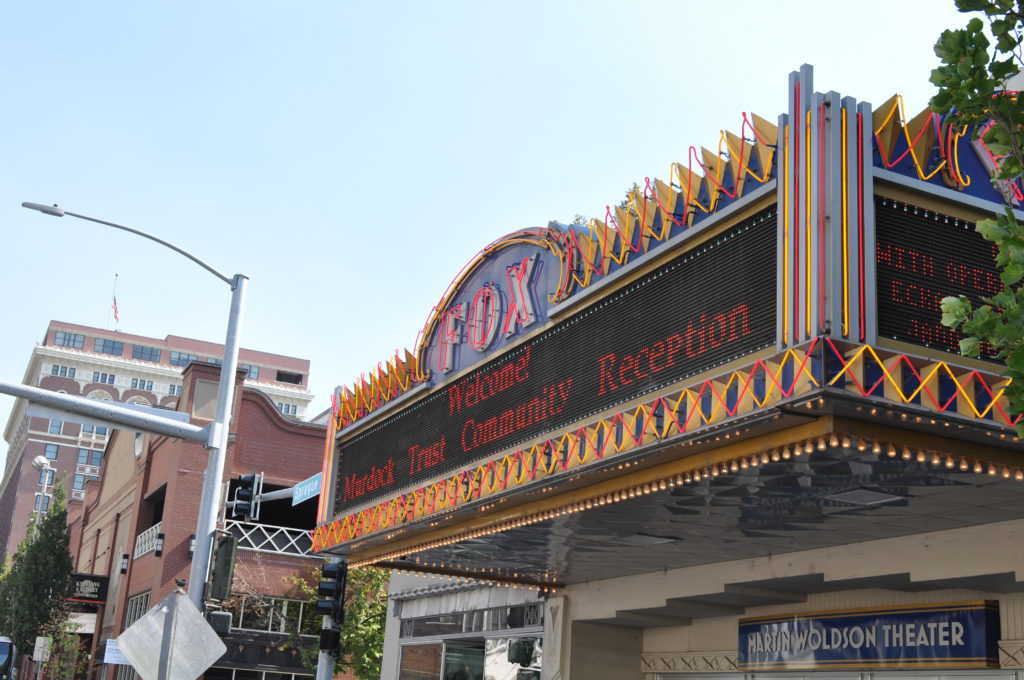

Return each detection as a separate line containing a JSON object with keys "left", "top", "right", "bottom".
{"left": 876, "top": 197, "right": 1000, "bottom": 360}
{"left": 335, "top": 210, "right": 777, "bottom": 511}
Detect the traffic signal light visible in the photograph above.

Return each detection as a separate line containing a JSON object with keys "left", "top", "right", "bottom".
{"left": 316, "top": 560, "right": 347, "bottom": 654}
{"left": 315, "top": 560, "right": 348, "bottom": 624}
{"left": 319, "top": 627, "right": 341, "bottom": 655}
{"left": 207, "top": 534, "right": 238, "bottom": 602}
{"left": 232, "top": 473, "right": 260, "bottom": 519}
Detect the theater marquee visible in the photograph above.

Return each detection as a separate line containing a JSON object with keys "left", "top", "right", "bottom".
{"left": 334, "top": 210, "right": 778, "bottom": 511}
{"left": 315, "top": 64, "right": 1015, "bottom": 555}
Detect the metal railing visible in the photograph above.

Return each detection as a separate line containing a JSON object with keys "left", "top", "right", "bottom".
{"left": 224, "top": 519, "right": 312, "bottom": 556}
{"left": 134, "top": 521, "right": 162, "bottom": 558}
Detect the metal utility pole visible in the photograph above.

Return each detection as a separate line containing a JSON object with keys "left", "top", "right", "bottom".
{"left": 21, "top": 202, "right": 249, "bottom": 612}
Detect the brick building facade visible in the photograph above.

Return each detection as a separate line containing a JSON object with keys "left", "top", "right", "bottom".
{"left": 70, "top": 361, "right": 328, "bottom": 680}
{"left": 0, "top": 320, "right": 315, "bottom": 561}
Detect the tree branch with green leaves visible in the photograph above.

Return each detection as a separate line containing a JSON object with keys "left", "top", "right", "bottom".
{"left": 933, "top": 0, "right": 1024, "bottom": 433}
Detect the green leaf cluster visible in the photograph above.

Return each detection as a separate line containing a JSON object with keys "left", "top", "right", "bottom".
{"left": 941, "top": 210, "right": 1024, "bottom": 420}
{"left": 285, "top": 564, "right": 389, "bottom": 680}
{"left": 933, "top": 1, "right": 1024, "bottom": 433}
{"left": 0, "top": 484, "right": 74, "bottom": 652}
{"left": 931, "top": 1, "right": 1024, "bottom": 179}
{"left": 39, "top": 615, "right": 90, "bottom": 680}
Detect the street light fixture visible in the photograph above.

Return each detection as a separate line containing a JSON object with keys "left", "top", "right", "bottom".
{"left": 21, "top": 201, "right": 249, "bottom": 612}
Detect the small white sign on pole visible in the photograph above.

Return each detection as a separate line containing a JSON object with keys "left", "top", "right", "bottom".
{"left": 32, "top": 636, "right": 50, "bottom": 663}
{"left": 117, "top": 588, "right": 226, "bottom": 680}
{"left": 104, "top": 639, "right": 131, "bottom": 666}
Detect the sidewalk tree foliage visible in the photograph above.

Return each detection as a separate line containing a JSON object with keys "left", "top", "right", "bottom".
{"left": 933, "top": 0, "right": 1024, "bottom": 431}
{"left": 0, "top": 483, "right": 80, "bottom": 679}
{"left": 285, "top": 564, "right": 388, "bottom": 680}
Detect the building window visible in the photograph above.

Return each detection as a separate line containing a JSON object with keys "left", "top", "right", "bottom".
{"left": 276, "top": 371, "right": 303, "bottom": 385}
{"left": 78, "top": 448, "right": 102, "bottom": 466}
{"left": 39, "top": 469, "right": 54, "bottom": 486}
{"left": 207, "top": 358, "right": 222, "bottom": 366}
{"left": 131, "top": 379, "right": 153, "bottom": 391}
{"left": 44, "top": 443, "right": 58, "bottom": 460}
{"left": 225, "top": 596, "right": 316, "bottom": 635}
{"left": 81, "top": 425, "right": 108, "bottom": 436}
{"left": 93, "top": 338, "right": 124, "bottom": 356}
{"left": 54, "top": 331, "right": 85, "bottom": 349}
{"left": 72, "top": 474, "right": 97, "bottom": 491}
{"left": 168, "top": 385, "right": 181, "bottom": 396}
{"left": 34, "top": 494, "right": 51, "bottom": 512}
{"left": 132, "top": 345, "right": 162, "bottom": 362}
{"left": 239, "top": 364, "right": 259, "bottom": 380}
{"left": 124, "top": 592, "right": 150, "bottom": 627}
{"left": 51, "top": 365, "right": 76, "bottom": 378}
{"left": 169, "top": 352, "right": 198, "bottom": 367}
{"left": 277, "top": 403, "right": 297, "bottom": 416}
{"left": 92, "top": 372, "right": 116, "bottom": 385}
{"left": 116, "top": 595, "right": 147, "bottom": 680}
{"left": 49, "top": 419, "right": 63, "bottom": 434}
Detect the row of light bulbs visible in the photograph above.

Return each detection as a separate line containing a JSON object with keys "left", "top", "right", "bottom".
{"left": 353, "top": 431, "right": 1024, "bottom": 582}
{"left": 391, "top": 569, "right": 555, "bottom": 592}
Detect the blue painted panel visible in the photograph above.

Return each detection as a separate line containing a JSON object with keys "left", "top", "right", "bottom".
{"left": 738, "top": 601, "right": 1000, "bottom": 670}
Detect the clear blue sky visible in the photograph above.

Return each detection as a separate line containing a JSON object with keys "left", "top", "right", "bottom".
{"left": 0, "top": 1, "right": 967, "bottom": 476}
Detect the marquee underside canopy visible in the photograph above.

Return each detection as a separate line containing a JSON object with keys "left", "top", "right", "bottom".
{"left": 335, "top": 389, "right": 1024, "bottom": 624}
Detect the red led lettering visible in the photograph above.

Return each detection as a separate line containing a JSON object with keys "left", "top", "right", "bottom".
{"left": 460, "top": 378, "right": 573, "bottom": 453}
{"left": 946, "top": 263, "right": 1001, "bottom": 297}
{"left": 597, "top": 304, "right": 751, "bottom": 394}
{"left": 597, "top": 353, "right": 618, "bottom": 395}
{"left": 888, "top": 280, "right": 943, "bottom": 311}
{"left": 906, "top": 319, "right": 959, "bottom": 352}
{"left": 409, "top": 436, "right": 446, "bottom": 475}
{"left": 618, "top": 355, "right": 638, "bottom": 386}
{"left": 342, "top": 458, "right": 396, "bottom": 501}
{"left": 634, "top": 348, "right": 651, "bottom": 379}
{"left": 877, "top": 244, "right": 935, "bottom": 276}
{"left": 448, "top": 346, "right": 532, "bottom": 416}
{"left": 647, "top": 340, "right": 667, "bottom": 372}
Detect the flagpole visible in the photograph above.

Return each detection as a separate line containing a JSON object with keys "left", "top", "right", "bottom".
{"left": 110, "top": 273, "right": 120, "bottom": 328}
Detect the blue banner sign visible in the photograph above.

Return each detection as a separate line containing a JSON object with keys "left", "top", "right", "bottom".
{"left": 292, "top": 472, "right": 322, "bottom": 506}
{"left": 738, "top": 601, "right": 999, "bottom": 670}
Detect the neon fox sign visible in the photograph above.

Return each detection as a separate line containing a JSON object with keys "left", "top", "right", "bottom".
{"left": 435, "top": 254, "right": 539, "bottom": 374}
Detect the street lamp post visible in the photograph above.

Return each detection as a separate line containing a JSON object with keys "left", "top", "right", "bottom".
{"left": 21, "top": 201, "right": 248, "bottom": 612}
{"left": 31, "top": 454, "right": 54, "bottom": 530}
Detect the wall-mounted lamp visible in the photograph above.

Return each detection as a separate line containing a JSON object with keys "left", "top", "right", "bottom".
{"left": 119, "top": 554, "right": 129, "bottom": 574}
{"left": 155, "top": 533, "right": 165, "bottom": 557}
{"left": 188, "top": 534, "right": 196, "bottom": 560}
